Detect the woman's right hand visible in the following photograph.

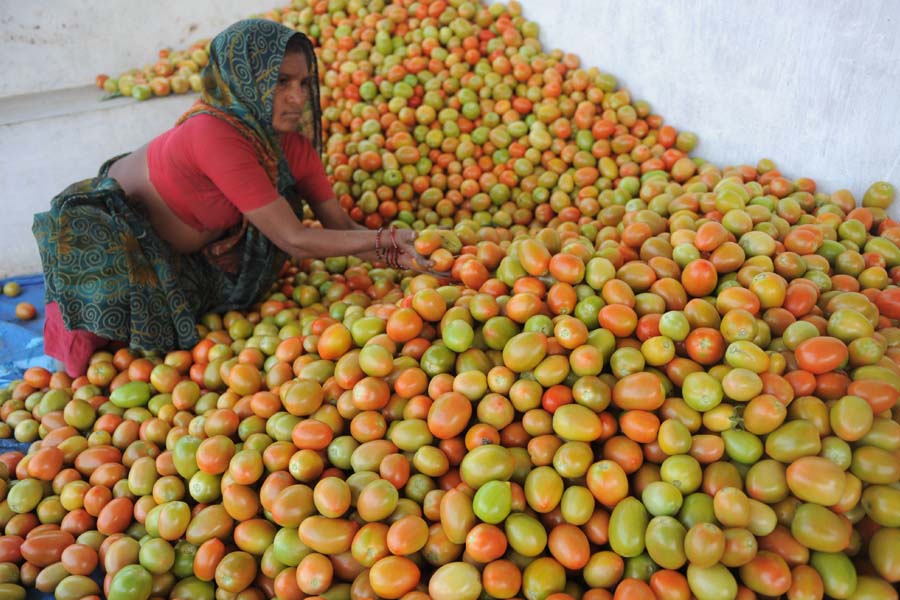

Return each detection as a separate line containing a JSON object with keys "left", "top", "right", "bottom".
{"left": 378, "top": 227, "right": 450, "bottom": 277}
{"left": 392, "top": 228, "right": 427, "bottom": 269}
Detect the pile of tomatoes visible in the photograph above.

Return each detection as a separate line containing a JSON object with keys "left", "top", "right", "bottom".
{"left": 4, "top": 0, "right": 895, "bottom": 599}
{"left": 95, "top": 44, "right": 209, "bottom": 101}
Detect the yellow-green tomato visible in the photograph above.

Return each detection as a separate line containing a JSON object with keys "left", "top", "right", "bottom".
{"left": 608, "top": 497, "right": 649, "bottom": 558}
{"left": 687, "top": 563, "right": 737, "bottom": 600}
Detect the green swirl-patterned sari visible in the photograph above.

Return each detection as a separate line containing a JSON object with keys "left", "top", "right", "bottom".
{"left": 32, "top": 19, "right": 322, "bottom": 353}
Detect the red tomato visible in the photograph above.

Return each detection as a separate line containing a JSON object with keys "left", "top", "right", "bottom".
{"left": 792, "top": 336, "right": 849, "bottom": 374}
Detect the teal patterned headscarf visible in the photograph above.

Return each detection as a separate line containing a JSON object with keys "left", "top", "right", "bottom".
{"left": 176, "top": 18, "right": 323, "bottom": 287}
{"left": 180, "top": 18, "right": 322, "bottom": 196}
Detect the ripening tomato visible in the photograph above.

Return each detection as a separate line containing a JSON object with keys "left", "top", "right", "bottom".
{"left": 793, "top": 336, "right": 849, "bottom": 374}
{"left": 786, "top": 456, "right": 847, "bottom": 505}
{"left": 518, "top": 239, "right": 552, "bottom": 276}
{"left": 15, "top": 302, "right": 37, "bottom": 320}
{"left": 21, "top": 529, "right": 75, "bottom": 567}
{"left": 681, "top": 259, "right": 718, "bottom": 297}
{"left": 685, "top": 328, "right": 725, "bottom": 365}
{"left": 868, "top": 527, "right": 900, "bottom": 582}
{"left": 214, "top": 550, "right": 257, "bottom": 593}
{"left": 317, "top": 323, "right": 353, "bottom": 360}
{"left": 644, "top": 516, "right": 687, "bottom": 570}
{"left": 612, "top": 372, "right": 664, "bottom": 410}
{"left": 369, "top": 555, "right": 421, "bottom": 599}
{"left": 429, "top": 561, "right": 482, "bottom": 600}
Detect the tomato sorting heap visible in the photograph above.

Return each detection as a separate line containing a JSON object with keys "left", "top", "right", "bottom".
{"left": 4, "top": 0, "right": 900, "bottom": 599}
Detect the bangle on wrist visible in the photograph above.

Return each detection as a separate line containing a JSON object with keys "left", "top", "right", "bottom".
{"left": 375, "top": 227, "right": 384, "bottom": 262}
{"left": 389, "top": 226, "right": 399, "bottom": 250}
{"left": 389, "top": 246, "right": 400, "bottom": 270}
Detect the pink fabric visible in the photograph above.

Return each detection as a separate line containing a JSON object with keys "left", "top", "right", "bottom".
{"left": 146, "top": 114, "right": 333, "bottom": 231}
{"left": 43, "top": 302, "right": 109, "bottom": 377}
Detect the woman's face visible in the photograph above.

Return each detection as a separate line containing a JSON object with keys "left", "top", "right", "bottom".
{"left": 272, "top": 52, "right": 310, "bottom": 134}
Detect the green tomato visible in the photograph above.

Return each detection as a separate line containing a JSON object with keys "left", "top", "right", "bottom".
{"left": 687, "top": 563, "right": 737, "bottom": 600}
{"left": 682, "top": 372, "right": 723, "bottom": 412}
{"left": 7, "top": 478, "right": 44, "bottom": 514}
{"left": 659, "top": 311, "right": 690, "bottom": 341}
{"left": 108, "top": 564, "right": 153, "bottom": 600}
{"left": 645, "top": 516, "right": 687, "bottom": 570}
{"left": 608, "top": 497, "right": 649, "bottom": 557}
{"left": 810, "top": 551, "right": 858, "bottom": 599}
{"left": 442, "top": 320, "right": 475, "bottom": 353}
{"left": 110, "top": 381, "right": 152, "bottom": 408}
{"left": 2, "top": 282, "right": 21, "bottom": 297}
{"left": 642, "top": 481, "right": 684, "bottom": 517}
{"left": 472, "top": 480, "right": 512, "bottom": 524}
{"left": 722, "top": 429, "right": 764, "bottom": 464}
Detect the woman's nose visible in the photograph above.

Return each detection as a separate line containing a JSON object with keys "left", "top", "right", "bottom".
{"left": 287, "top": 83, "right": 305, "bottom": 104}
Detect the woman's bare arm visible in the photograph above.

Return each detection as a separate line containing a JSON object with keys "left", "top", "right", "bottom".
{"left": 246, "top": 195, "right": 439, "bottom": 276}
{"left": 245, "top": 196, "right": 378, "bottom": 260}
{"left": 309, "top": 196, "right": 369, "bottom": 231}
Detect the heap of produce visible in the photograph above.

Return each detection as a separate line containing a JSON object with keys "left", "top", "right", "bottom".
{"left": 2, "top": 1, "right": 898, "bottom": 599}
{"left": 96, "top": 44, "right": 209, "bottom": 101}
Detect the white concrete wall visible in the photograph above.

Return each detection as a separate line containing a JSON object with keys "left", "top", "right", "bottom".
{"left": 517, "top": 0, "right": 900, "bottom": 199}
{"left": 0, "top": 0, "right": 265, "bottom": 278}
{"left": 2, "top": 0, "right": 899, "bottom": 276}
{"left": 0, "top": 0, "right": 267, "bottom": 97}
{"left": 0, "top": 93, "right": 198, "bottom": 278}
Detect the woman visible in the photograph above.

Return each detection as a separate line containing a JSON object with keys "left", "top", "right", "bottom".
{"left": 33, "top": 19, "right": 431, "bottom": 377}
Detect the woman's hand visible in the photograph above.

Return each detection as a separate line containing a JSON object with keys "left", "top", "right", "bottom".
{"left": 388, "top": 228, "right": 431, "bottom": 271}
{"left": 383, "top": 227, "right": 449, "bottom": 277}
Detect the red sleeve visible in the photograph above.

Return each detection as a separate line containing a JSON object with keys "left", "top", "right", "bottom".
{"left": 188, "top": 116, "right": 281, "bottom": 212}
{"left": 282, "top": 134, "right": 334, "bottom": 204}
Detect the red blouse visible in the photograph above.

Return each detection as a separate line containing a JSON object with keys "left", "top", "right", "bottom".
{"left": 146, "top": 114, "right": 332, "bottom": 231}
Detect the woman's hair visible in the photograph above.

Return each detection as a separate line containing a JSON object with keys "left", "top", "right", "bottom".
{"left": 285, "top": 34, "right": 309, "bottom": 56}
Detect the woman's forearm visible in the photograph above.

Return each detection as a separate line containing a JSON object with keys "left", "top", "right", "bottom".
{"left": 283, "top": 226, "right": 376, "bottom": 260}
{"left": 313, "top": 197, "right": 370, "bottom": 231}
{"left": 333, "top": 211, "right": 369, "bottom": 231}
{"left": 246, "top": 196, "right": 379, "bottom": 261}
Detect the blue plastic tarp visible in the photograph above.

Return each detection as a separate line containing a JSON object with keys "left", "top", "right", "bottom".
{"left": 0, "top": 273, "right": 60, "bottom": 387}
{"left": 0, "top": 275, "right": 97, "bottom": 598}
